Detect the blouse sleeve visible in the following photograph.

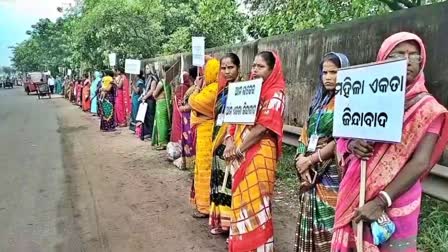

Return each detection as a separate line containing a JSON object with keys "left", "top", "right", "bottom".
{"left": 427, "top": 115, "right": 443, "bottom": 135}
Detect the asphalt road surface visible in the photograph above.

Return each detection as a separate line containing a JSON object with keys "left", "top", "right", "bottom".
{"left": 0, "top": 88, "right": 81, "bottom": 252}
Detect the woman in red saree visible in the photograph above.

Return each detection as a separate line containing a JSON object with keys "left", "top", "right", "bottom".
{"left": 332, "top": 32, "right": 448, "bottom": 251}
{"left": 82, "top": 74, "right": 91, "bottom": 112}
{"left": 115, "top": 68, "right": 131, "bottom": 127}
{"left": 171, "top": 72, "right": 192, "bottom": 143}
{"left": 225, "top": 51, "right": 286, "bottom": 252}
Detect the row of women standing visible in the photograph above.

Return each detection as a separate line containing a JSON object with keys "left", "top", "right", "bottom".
{"left": 63, "top": 31, "right": 448, "bottom": 252}
{"left": 184, "top": 51, "right": 286, "bottom": 252}
{"left": 181, "top": 32, "right": 448, "bottom": 252}
{"left": 63, "top": 69, "right": 132, "bottom": 132}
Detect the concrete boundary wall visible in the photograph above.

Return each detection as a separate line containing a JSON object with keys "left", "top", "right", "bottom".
{"left": 142, "top": 2, "right": 448, "bottom": 126}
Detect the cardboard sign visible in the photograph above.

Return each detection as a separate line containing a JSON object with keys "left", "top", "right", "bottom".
{"left": 333, "top": 59, "right": 407, "bottom": 143}
{"left": 67, "top": 69, "right": 72, "bottom": 76}
{"left": 192, "top": 37, "right": 205, "bottom": 67}
{"left": 223, "top": 79, "right": 263, "bottom": 124}
{"left": 125, "top": 59, "right": 141, "bottom": 75}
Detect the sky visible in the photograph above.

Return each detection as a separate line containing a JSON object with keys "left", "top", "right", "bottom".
{"left": 0, "top": 0, "right": 74, "bottom": 66}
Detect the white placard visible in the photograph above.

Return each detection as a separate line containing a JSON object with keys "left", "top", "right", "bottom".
{"left": 333, "top": 59, "right": 407, "bottom": 143}
{"left": 223, "top": 79, "right": 263, "bottom": 124}
{"left": 125, "top": 59, "right": 141, "bottom": 75}
{"left": 109, "top": 53, "right": 116, "bottom": 66}
{"left": 192, "top": 37, "right": 205, "bottom": 67}
{"left": 136, "top": 102, "right": 148, "bottom": 122}
{"left": 67, "top": 69, "right": 72, "bottom": 76}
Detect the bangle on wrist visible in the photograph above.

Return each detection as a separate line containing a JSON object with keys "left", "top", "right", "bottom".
{"left": 379, "top": 191, "right": 392, "bottom": 207}
{"left": 376, "top": 195, "right": 388, "bottom": 208}
{"left": 236, "top": 147, "right": 243, "bottom": 156}
{"left": 317, "top": 149, "right": 323, "bottom": 163}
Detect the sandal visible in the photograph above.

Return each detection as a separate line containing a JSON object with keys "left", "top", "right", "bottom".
{"left": 210, "top": 228, "right": 227, "bottom": 235}
{"left": 192, "top": 210, "right": 208, "bottom": 219}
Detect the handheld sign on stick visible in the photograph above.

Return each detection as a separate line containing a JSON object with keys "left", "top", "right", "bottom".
{"left": 333, "top": 59, "right": 407, "bottom": 251}
{"left": 219, "top": 79, "right": 263, "bottom": 192}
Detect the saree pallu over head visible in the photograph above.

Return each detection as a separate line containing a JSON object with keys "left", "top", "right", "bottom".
{"left": 332, "top": 32, "right": 448, "bottom": 251}
{"left": 189, "top": 58, "right": 220, "bottom": 125}
{"left": 188, "top": 58, "right": 220, "bottom": 214}
{"left": 229, "top": 51, "right": 286, "bottom": 252}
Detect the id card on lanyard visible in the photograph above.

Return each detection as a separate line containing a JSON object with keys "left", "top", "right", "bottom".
{"left": 307, "top": 107, "right": 324, "bottom": 152}
{"left": 216, "top": 91, "right": 227, "bottom": 126}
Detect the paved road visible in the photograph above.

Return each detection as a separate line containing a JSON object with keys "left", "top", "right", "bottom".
{"left": 0, "top": 88, "right": 81, "bottom": 252}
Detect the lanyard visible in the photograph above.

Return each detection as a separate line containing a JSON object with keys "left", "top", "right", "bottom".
{"left": 313, "top": 96, "right": 329, "bottom": 135}
{"left": 220, "top": 90, "right": 227, "bottom": 114}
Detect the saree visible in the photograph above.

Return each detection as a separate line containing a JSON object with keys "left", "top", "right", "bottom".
{"left": 76, "top": 81, "right": 82, "bottom": 106}
{"left": 295, "top": 52, "right": 350, "bottom": 252}
{"left": 331, "top": 32, "right": 448, "bottom": 252}
{"left": 82, "top": 79, "right": 91, "bottom": 112}
{"left": 91, "top": 71, "right": 102, "bottom": 115}
{"left": 209, "top": 87, "right": 232, "bottom": 232}
{"left": 55, "top": 78, "right": 63, "bottom": 95}
{"left": 189, "top": 58, "right": 220, "bottom": 214}
{"left": 152, "top": 80, "right": 172, "bottom": 148}
{"left": 175, "top": 85, "right": 197, "bottom": 170}
{"left": 141, "top": 74, "right": 158, "bottom": 140}
{"left": 99, "top": 76, "right": 116, "bottom": 132}
{"left": 115, "top": 75, "right": 131, "bottom": 127}
{"left": 171, "top": 74, "right": 191, "bottom": 143}
{"left": 130, "top": 78, "right": 145, "bottom": 131}
{"left": 228, "top": 52, "right": 286, "bottom": 252}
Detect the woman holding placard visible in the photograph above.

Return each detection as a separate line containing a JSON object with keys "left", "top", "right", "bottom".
{"left": 209, "top": 53, "right": 242, "bottom": 235}
{"left": 225, "top": 51, "right": 285, "bottom": 252}
{"left": 189, "top": 58, "right": 220, "bottom": 218}
{"left": 332, "top": 32, "right": 448, "bottom": 251}
{"left": 294, "top": 52, "right": 350, "bottom": 251}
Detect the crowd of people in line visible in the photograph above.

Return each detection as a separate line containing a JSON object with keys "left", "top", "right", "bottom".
{"left": 59, "top": 32, "right": 448, "bottom": 252}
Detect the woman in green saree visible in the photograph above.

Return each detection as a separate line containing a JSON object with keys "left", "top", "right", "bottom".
{"left": 152, "top": 65, "right": 172, "bottom": 150}
{"left": 294, "top": 52, "right": 350, "bottom": 252}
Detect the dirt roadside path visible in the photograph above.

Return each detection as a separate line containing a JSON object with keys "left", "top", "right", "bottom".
{"left": 54, "top": 97, "right": 297, "bottom": 252}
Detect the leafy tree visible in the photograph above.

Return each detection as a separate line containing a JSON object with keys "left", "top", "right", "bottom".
{"left": 10, "top": 0, "right": 246, "bottom": 72}
{"left": 244, "top": 0, "right": 445, "bottom": 38}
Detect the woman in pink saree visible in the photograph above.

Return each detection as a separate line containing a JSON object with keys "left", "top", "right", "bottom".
{"left": 331, "top": 32, "right": 448, "bottom": 251}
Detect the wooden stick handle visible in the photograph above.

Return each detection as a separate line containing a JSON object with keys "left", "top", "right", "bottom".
{"left": 356, "top": 160, "right": 367, "bottom": 251}
{"left": 220, "top": 165, "right": 230, "bottom": 193}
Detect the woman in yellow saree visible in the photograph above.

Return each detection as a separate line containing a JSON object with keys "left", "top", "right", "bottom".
{"left": 189, "top": 58, "right": 220, "bottom": 217}
{"left": 226, "top": 51, "right": 286, "bottom": 252}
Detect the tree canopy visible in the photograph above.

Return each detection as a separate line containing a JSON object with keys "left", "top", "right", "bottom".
{"left": 10, "top": 0, "right": 445, "bottom": 75}
{"left": 10, "top": 0, "right": 246, "bottom": 75}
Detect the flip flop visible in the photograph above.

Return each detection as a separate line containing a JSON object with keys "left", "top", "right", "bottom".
{"left": 192, "top": 210, "right": 208, "bottom": 219}
{"left": 210, "top": 228, "right": 227, "bottom": 235}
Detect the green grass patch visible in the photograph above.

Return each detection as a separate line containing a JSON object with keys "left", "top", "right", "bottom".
{"left": 277, "top": 145, "right": 298, "bottom": 188}
{"left": 418, "top": 195, "right": 448, "bottom": 252}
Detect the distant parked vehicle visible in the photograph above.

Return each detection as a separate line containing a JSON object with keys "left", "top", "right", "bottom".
{"left": 4, "top": 77, "right": 13, "bottom": 88}
{"left": 24, "top": 72, "right": 47, "bottom": 95}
